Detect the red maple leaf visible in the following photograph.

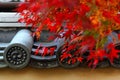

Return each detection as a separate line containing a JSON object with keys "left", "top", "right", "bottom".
{"left": 79, "top": 3, "right": 90, "bottom": 16}
{"left": 68, "top": 58, "right": 77, "bottom": 64}
{"left": 102, "top": 10, "right": 113, "bottom": 19}
{"left": 42, "top": 47, "right": 48, "bottom": 56}
{"left": 63, "top": 30, "right": 72, "bottom": 39}
{"left": 43, "top": 18, "right": 52, "bottom": 26}
{"left": 16, "top": 3, "right": 28, "bottom": 12}
{"left": 67, "top": 44, "right": 76, "bottom": 51}
{"left": 47, "top": 35, "right": 56, "bottom": 41}
{"left": 87, "top": 49, "right": 106, "bottom": 68}
{"left": 30, "top": 2, "right": 41, "bottom": 12}
{"left": 87, "top": 51, "right": 95, "bottom": 61}
{"left": 108, "top": 47, "right": 120, "bottom": 63}
{"left": 118, "top": 34, "right": 120, "bottom": 40}
{"left": 107, "top": 43, "right": 114, "bottom": 49}
{"left": 113, "top": 14, "right": 120, "bottom": 24}
{"left": 77, "top": 57, "right": 83, "bottom": 62}
{"left": 107, "top": 43, "right": 120, "bottom": 63}
{"left": 96, "top": 49, "right": 106, "bottom": 61}
{"left": 60, "top": 53, "right": 72, "bottom": 61}
{"left": 93, "top": 59, "right": 99, "bottom": 68}
{"left": 34, "top": 48, "right": 40, "bottom": 55}
{"left": 80, "top": 36, "right": 96, "bottom": 50}
{"left": 48, "top": 0, "right": 63, "bottom": 7}
{"left": 49, "top": 47, "right": 55, "bottom": 56}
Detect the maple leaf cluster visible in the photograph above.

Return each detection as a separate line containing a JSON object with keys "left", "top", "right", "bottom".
{"left": 17, "top": 0, "right": 120, "bottom": 68}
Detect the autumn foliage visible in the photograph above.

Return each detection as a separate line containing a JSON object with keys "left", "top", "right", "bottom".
{"left": 17, "top": 0, "right": 120, "bottom": 68}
